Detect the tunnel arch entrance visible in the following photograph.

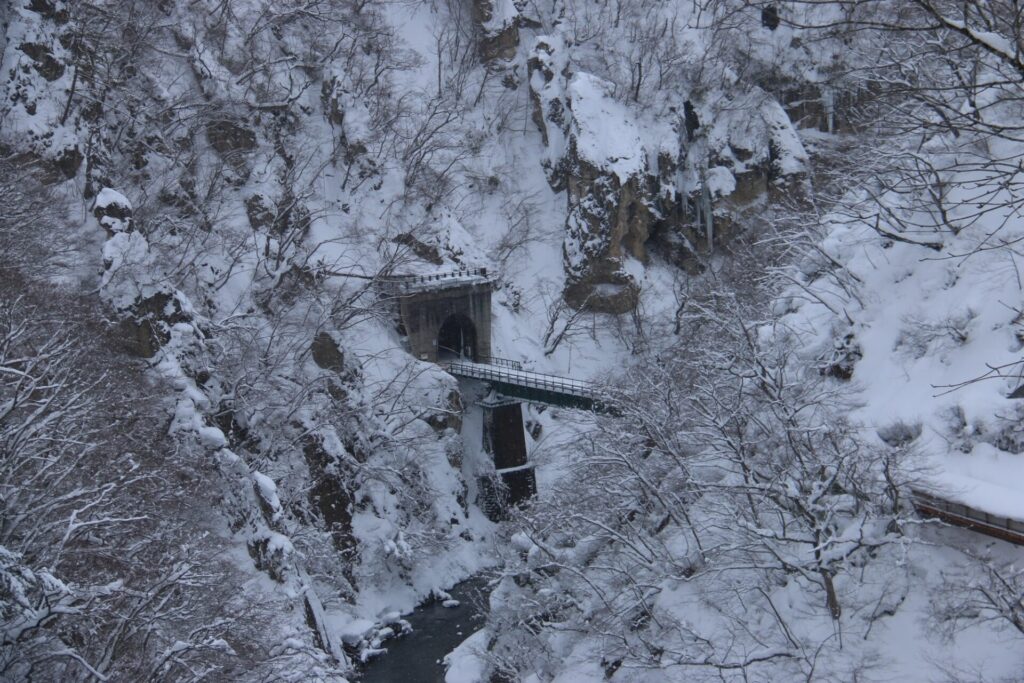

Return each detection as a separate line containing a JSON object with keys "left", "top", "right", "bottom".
{"left": 391, "top": 271, "right": 492, "bottom": 362}
{"left": 437, "top": 314, "right": 478, "bottom": 362}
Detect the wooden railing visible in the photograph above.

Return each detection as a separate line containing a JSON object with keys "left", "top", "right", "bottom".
{"left": 912, "top": 488, "right": 1024, "bottom": 545}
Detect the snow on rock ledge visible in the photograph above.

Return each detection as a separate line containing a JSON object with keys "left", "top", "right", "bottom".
{"left": 567, "top": 73, "right": 644, "bottom": 184}
{"left": 528, "top": 36, "right": 570, "bottom": 191}
{"left": 700, "top": 90, "right": 809, "bottom": 210}
{"left": 666, "top": 88, "right": 811, "bottom": 252}
{"left": 0, "top": 4, "right": 83, "bottom": 182}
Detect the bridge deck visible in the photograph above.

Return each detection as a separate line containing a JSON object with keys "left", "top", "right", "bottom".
{"left": 444, "top": 360, "right": 611, "bottom": 412}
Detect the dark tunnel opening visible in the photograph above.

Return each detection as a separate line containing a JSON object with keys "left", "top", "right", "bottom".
{"left": 437, "top": 314, "right": 478, "bottom": 362}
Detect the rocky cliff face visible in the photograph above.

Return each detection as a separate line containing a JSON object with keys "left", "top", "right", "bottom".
{"left": 528, "top": 40, "right": 810, "bottom": 312}
{"left": 0, "top": 2, "right": 83, "bottom": 181}
{"left": 560, "top": 73, "right": 651, "bottom": 313}
{"left": 679, "top": 90, "right": 811, "bottom": 248}
{"left": 0, "top": 1, "right": 481, "bottom": 674}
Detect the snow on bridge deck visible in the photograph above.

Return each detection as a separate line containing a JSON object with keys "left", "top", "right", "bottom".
{"left": 444, "top": 360, "right": 613, "bottom": 412}
{"left": 912, "top": 488, "right": 1024, "bottom": 545}
{"left": 445, "top": 360, "right": 595, "bottom": 396}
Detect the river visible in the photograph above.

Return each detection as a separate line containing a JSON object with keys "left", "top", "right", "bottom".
{"left": 358, "top": 576, "right": 491, "bottom": 683}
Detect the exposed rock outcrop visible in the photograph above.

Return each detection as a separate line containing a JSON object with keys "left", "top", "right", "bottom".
{"left": 93, "top": 187, "right": 134, "bottom": 235}
{"left": 674, "top": 90, "right": 810, "bottom": 248}
{"left": 393, "top": 232, "right": 444, "bottom": 265}
{"left": 119, "top": 290, "right": 194, "bottom": 358}
{"left": 472, "top": 0, "right": 520, "bottom": 62}
{"left": 302, "top": 435, "right": 357, "bottom": 562}
{"left": 530, "top": 61, "right": 811, "bottom": 312}
{"left": 424, "top": 388, "right": 464, "bottom": 435}
{"left": 780, "top": 81, "right": 874, "bottom": 134}
{"left": 18, "top": 41, "right": 64, "bottom": 80}
{"left": 245, "top": 194, "right": 275, "bottom": 232}
{"left": 311, "top": 331, "right": 345, "bottom": 373}
{"left": 561, "top": 74, "right": 650, "bottom": 313}
{"left": 0, "top": 4, "right": 83, "bottom": 182}
{"left": 206, "top": 117, "right": 257, "bottom": 176}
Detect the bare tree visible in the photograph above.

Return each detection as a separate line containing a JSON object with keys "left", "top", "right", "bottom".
{"left": 0, "top": 289, "right": 256, "bottom": 680}
{"left": 484, "top": 278, "right": 923, "bottom": 679}
{"left": 933, "top": 550, "right": 1024, "bottom": 639}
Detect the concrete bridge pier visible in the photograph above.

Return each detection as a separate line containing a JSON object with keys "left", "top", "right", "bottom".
{"left": 477, "top": 394, "right": 536, "bottom": 520}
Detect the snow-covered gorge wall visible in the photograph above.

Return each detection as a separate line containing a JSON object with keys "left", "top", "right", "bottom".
{"left": 0, "top": 0, "right": 853, "bottom": 676}
{"left": 6, "top": 0, "right": 1021, "bottom": 680}
{"left": 472, "top": 2, "right": 1024, "bottom": 682}
{"left": 1, "top": 1, "right": 497, "bottom": 677}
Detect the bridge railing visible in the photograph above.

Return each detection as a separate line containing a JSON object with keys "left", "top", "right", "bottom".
{"left": 478, "top": 356, "right": 523, "bottom": 371}
{"left": 436, "top": 350, "right": 522, "bottom": 371}
{"left": 444, "top": 361, "right": 598, "bottom": 399}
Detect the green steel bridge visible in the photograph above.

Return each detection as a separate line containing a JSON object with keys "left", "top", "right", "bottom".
{"left": 443, "top": 358, "right": 615, "bottom": 413}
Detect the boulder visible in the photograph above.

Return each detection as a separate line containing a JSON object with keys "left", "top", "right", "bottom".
{"left": 393, "top": 232, "right": 444, "bottom": 265}
{"left": 257, "top": 263, "right": 319, "bottom": 313}
{"left": 206, "top": 118, "right": 257, "bottom": 176}
{"left": 244, "top": 194, "right": 275, "bottom": 232}
{"left": 247, "top": 532, "right": 292, "bottom": 583}
{"left": 92, "top": 187, "right": 133, "bottom": 235}
{"left": 52, "top": 144, "right": 83, "bottom": 180}
{"left": 119, "top": 290, "right": 192, "bottom": 358}
{"left": 563, "top": 266, "right": 640, "bottom": 315}
{"left": 26, "top": 0, "right": 70, "bottom": 22}
{"left": 424, "top": 388, "right": 464, "bottom": 435}
{"left": 207, "top": 119, "right": 257, "bottom": 154}
{"left": 311, "top": 331, "right": 344, "bottom": 373}
{"left": 817, "top": 330, "right": 862, "bottom": 381}
{"left": 18, "top": 42, "right": 64, "bottom": 81}
{"left": 5, "top": 147, "right": 80, "bottom": 185}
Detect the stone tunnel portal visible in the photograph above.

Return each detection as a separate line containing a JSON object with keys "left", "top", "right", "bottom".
{"left": 437, "top": 313, "right": 478, "bottom": 362}
{"left": 395, "top": 275, "right": 492, "bottom": 363}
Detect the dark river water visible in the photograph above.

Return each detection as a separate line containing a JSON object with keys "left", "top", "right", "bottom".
{"left": 358, "top": 576, "right": 491, "bottom": 683}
